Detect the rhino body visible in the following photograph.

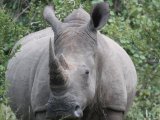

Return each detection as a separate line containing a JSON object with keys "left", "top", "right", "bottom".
{"left": 6, "top": 3, "right": 137, "bottom": 120}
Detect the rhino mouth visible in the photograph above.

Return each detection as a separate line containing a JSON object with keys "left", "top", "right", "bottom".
{"left": 56, "top": 115, "right": 80, "bottom": 120}
{"left": 46, "top": 109, "right": 82, "bottom": 120}
{"left": 47, "top": 114, "right": 80, "bottom": 120}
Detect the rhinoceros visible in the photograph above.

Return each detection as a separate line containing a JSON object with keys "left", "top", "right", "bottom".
{"left": 6, "top": 2, "right": 137, "bottom": 120}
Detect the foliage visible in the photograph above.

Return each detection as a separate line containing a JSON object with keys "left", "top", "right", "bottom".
{"left": 0, "top": 104, "right": 16, "bottom": 120}
{"left": 0, "top": 8, "right": 30, "bottom": 104}
{"left": 102, "top": 0, "right": 160, "bottom": 119}
{"left": 0, "top": 0, "right": 160, "bottom": 120}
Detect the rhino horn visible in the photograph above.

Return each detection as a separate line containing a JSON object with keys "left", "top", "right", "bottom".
{"left": 59, "top": 54, "right": 69, "bottom": 70}
{"left": 43, "top": 5, "right": 62, "bottom": 34}
{"left": 49, "top": 39, "right": 67, "bottom": 87}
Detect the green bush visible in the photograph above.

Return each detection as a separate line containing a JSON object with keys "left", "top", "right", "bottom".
{"left": 0, "top": 104, "right": 16, "bottom": 120}
{"left": 102, "top": 0, "right": 160, "bottom": 119}
{"left": 0, "top": 8, "right": 30, "bottom": 104}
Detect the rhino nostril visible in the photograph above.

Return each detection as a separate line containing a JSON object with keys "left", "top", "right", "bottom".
{"left": 75, "top": 105, "right": 80, "bottom": 111}
{"left": 74, "top": 105, "right": 83, "bottom": 118}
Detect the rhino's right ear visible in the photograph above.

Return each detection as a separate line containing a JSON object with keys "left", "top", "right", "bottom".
{"left": 88, "top": 2, "right": 109, "bottom": 31}
{"left": 43, "top": 5, "right": 62, "bottom": 33}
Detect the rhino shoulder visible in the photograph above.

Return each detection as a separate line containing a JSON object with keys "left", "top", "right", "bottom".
{"left": 96, "top": 33, "right": 137, "bottom": 111}
{"left": 11, "top": 27, "right": 54, "bottom": 55}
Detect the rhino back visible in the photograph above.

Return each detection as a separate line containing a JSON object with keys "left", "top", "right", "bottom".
{"left": 6, "top": 27, "right": 54, "bottom": 119}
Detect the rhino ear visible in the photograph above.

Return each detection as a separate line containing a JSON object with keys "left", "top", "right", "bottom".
{"left": 43, "top": 5, "right": 62, "bottom": 33}
{"left": 89, "top": 2, "right": 109, "bottom": 31}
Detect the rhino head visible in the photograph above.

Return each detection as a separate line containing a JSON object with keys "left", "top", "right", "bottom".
{"left": 43, "top": 2, "right": 109, "bottom": 119}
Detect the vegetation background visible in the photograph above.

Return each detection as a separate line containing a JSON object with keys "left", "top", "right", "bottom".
{"left": 0, "top": 0, "right": 159, "bottom": 119}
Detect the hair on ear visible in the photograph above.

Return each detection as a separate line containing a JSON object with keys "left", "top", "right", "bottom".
{"left": 90, "top": 2, "right": 109, "bottom": 30}
{"left": 43, "top": 5, "right": 62, "bottom": 34}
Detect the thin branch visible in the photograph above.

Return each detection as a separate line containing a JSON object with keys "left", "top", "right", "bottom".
{"left": 13, "top": 5, "right": 30, "bottom": 22}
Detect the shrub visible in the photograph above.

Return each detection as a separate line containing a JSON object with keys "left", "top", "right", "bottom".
{"left": 0, "top": 8, "right": 29, "bottom": 103}
{"left": 0, "top": 104, "right": 16, "bottom": 120}
{"left": 102, "top": 0, "right": 160, "bottom": 119}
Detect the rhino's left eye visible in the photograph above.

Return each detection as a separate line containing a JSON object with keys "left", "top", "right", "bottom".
{"left": 85, "top": 70, "right": 89, "bottom": 75}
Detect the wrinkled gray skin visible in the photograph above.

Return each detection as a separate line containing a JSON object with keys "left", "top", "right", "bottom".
{"left": 6, "top": 2, "right": 137, "bottom": 120}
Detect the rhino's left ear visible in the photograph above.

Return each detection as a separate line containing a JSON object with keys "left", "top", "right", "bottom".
{"left": 89, "top": 2, "right": 109, "bottom": 31}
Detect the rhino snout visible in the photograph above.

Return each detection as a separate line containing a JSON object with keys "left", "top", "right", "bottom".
{"left": 46, "top": 102, "right": 83, "bottom": 119}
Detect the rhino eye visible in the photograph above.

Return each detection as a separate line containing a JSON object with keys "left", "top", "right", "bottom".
{"left": 85, "top": 70, "right": 89, "bottom": 75}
